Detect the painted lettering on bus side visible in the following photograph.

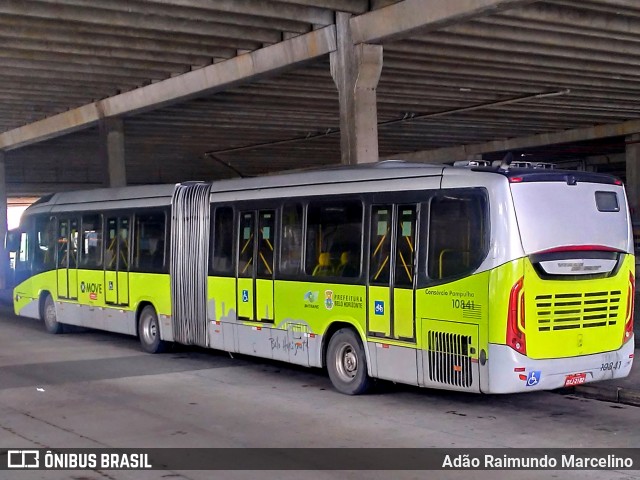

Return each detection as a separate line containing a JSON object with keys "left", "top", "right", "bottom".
{"left": 269, "top": 336, "right": 308, "bottom": 356}
{"left": 80, "top": 282, "right": 103, "bottom": 295}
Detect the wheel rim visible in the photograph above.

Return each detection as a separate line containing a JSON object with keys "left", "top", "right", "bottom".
{"left": 141, "top": 312, "right": 157, "bottom": 345}
{"left": 334, "top": 342, "right": 358, "bottom": 382}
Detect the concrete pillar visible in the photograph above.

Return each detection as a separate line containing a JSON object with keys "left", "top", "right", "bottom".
{"left": 0, "top": 152, "right": 7, "bottom": 290}
{"left": 625, "top": 134, "right": 640, "bottom": 340}
{"left": 100, "top": 117, "right": 127, "bottom": 188}
{"left": 330, "top": 12, "right": 383, "bottom": 165}
{"left": 626, "top": 134, "right": 640, "bottom": 224}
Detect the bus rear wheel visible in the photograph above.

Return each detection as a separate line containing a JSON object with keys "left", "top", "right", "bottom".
{"left": 42, "top": 294, "right": 64, "bottom": 334}
{"left": 138, "top": 305, "right": 168, "bottom": 353}
{"left": 327, "top": 328, "right": 371, "bottom": 395}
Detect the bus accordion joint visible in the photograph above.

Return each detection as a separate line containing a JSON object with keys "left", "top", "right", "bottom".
{"left": 507, "top": 277, "right": 526, "bottom": 355}
{"left": 624, "top": 272, "right": 635, "bottom": 344}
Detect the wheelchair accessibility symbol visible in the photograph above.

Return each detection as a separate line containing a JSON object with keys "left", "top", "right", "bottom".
{"left": 526, "top": 371, "right": 542, "bottom": 387}
{"left": 242, "top": 290, "right": 249, "bottom": 303}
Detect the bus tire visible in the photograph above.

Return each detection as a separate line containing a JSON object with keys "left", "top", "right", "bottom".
{"left": 43, "top": 294, "right": 64, "bottom": 334}
{"left": 326, "top": 328, "right": 371, "bottom": 395}
{"left": 138, "top": 305, "right": 168, "bottom": 354}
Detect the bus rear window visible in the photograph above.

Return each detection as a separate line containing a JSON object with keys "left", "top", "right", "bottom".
{"left": 595, "top": 191, "right": 619, "bottom": 212}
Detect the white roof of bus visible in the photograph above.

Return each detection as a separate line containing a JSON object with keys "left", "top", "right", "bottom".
{"left": 28, "top": 161, "right": 448, "bottom": 210}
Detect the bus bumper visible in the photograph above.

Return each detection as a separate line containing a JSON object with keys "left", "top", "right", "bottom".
{"left": 484, "top": 337, "right": 635, "bottom": 393}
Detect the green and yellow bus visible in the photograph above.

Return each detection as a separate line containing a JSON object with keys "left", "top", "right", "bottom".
{"left": 7, "top": 161, "right": 635, "bottom": 394}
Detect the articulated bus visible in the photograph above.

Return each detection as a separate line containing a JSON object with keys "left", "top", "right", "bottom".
{"left": 7, "top": 161, "right": 635, "bottom": 394}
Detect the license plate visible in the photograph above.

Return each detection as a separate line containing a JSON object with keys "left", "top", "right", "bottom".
{"left": 564, "top": 373, "right": 587, "bottom": 387}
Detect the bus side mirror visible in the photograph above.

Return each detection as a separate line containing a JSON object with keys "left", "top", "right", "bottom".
{"left": 6, "top": 230, "right": 20, "bottom": 252}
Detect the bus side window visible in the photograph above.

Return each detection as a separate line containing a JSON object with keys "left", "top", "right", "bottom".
{"left": 80, "top": 214, "right": 103, "bottom": 269}
{"left": 370, "top": 206, "right": 391, "bottom": 284}
{"left": 211, "top": 207, "right": 234, "bottom": 275}
{"left": 395, "top": 206, "right": 417, "bottom": 287}
{"left": 70, "top": 219, "right": 79, "bottom": 269}
{"left": 280, "top": 203, "right": 303, "bottom": 275}
{"left": 104, "top": 216, "right": 129, "bottom": 271}
{"left": 105, "top": 218, "right": 118, "bottom": 270}
{"left": 257, "top": 211, "right": 275, "bottom": 278}
{"left": 134, "top": 213, "right": 166, "bottom": 272}
{"left": 34, "top": 215, "right": 56, "bottom": 273}
{"left": 119, "top": 218, "right": 130, "bottom": 270}
{"left": 305, "top": 199, "right": 362, "bottom": 278}
{"left": 428, "top": 192, "right": 487, "bottom": 280}
{"left": 238, "top": 212, "right": 255, "bottom": 277}
{"left": 14, "top": 230, "right": 30, "bottom": 273}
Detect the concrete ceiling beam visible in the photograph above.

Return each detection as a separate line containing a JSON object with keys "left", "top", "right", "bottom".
{"left": 0, "top": 56, "right": 176, "bottom": 81}
{"left": 409, "top": 31, "right": 640, "bottom": 67}
{"left": 276, "top": 0, "right": 369, "bottom": 15}
{"left": 552, "top": 0, "right": 640, "bottom": 17}
{"left": 0, "top": 0, "right": 282, "bottom": 44}
{"left": 390, "top": 118, "right": 640, "bottom": 163}
{"left": 136, "top": 0, "right": 335, "bottom": 26}
{"left": 31, "top": 0, "right": 313, "bottom": 33}
{"left": 0, "top": 24, "right": 236, "bottom": 59}
{"left": 0, "top": 36, "right": 221, "bottom": 67}
{"left": 502, "top": 3, "right": 640, "bottom": 36}
{"left": 382, "top": 58, "right": 640, "bottom": 90}
{"left": 0, "top": 25, "right": 336, "bottom": 150}
{"left": 0, "top": 47, "right": 208, "bottom": 73}
{"left": 350, "top": 0, "right": 535, "bottom": 44}
{"left": 453, "top": 20, "right": 640, "bottom": 57}
{"left": 0, "top": 15, "right": 262, "bottom": 51}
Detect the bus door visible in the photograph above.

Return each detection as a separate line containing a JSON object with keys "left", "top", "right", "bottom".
{"left": 105, "top": 216, "right": 130, "bottom": 305}
{"left": 237, "top": 210, "right": 276, "bottom": 323}
{"left": 57, "top": 217, "right": 79, "bottom": 300}
{"left": 10, "top": 218, "right": 33, "bottom": 302}
{"left": 236, "top": 209, "right": 276, "bottom": 358}
{"left": 368, "top": 204, "right": 418, "bottom": 344}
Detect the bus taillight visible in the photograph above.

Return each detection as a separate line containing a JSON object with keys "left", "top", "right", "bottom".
{"left": 507, "top": 277, "right": 526, "bottom": 355}
{"left": 624, "top": 272, "right": 635, "bottom": 344}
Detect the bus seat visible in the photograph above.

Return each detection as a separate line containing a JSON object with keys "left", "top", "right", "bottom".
{"left": 336, "top": 251, "right": 358, "bottom": 277}
{"left": 312, "top": 252, "right": 333, "bottom": 276}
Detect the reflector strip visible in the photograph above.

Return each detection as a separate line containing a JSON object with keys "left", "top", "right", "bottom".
{"left": 536, "top": 245, "right": 621, "bottom": 254}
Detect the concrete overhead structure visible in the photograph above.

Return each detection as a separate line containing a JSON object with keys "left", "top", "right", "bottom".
{"left": 626, "top": 134, "right": 640, "bottom": 222}
{"left": 0, "top": 151, "right": 6, "bottom": 289}
{"left": 100, "top": 117, "right": 127, "bottom": 188}
{"left": 330, "top": 12, "right": 383, "bottom": 165}
{"left": 0, "top": 0, "right": 639, "bottom": 197}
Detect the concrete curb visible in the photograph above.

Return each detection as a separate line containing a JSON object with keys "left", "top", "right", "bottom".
{"left": 573, "top": 384, "right": 640, "bottom": 407}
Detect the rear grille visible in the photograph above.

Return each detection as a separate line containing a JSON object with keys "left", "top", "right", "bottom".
{"left": 427, "top": 331, "right": 472, "bottom": 387}
{"left": 534, "top": 290, "right": 621, "bottom": 332}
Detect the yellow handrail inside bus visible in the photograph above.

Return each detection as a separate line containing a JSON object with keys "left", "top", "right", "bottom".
{"left": 398, "top": 250, "right": 412, "bottom": 283}
{"left": 259, "top": 251, "right": 272, "bottom": 275}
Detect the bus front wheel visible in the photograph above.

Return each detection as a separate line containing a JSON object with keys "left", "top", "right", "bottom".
{"left": 138, "top": 305, "right": 168, "bottom": 354}
{"left": 326, "top": 328, "right": 371, "bottom": 395}
{"left": 42, "top": 294, "right": 64, "bottom": 334}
